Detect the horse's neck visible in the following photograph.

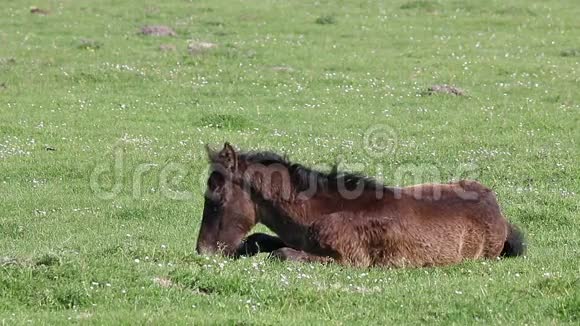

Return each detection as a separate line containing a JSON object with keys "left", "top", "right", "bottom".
{"left": 248, "top": 167, "right": 385, "bottom": 239}
{"left": 256, "top": 198, "right": 313, "bottom": 249}
{"left": 248, "top": 168, "right": 315, "bottom": 226}
{"left": 261, "top": 195, "right": 309, "bottom": 216}
{"left": 257, "top": 188, "right": 395, "bottom": 224}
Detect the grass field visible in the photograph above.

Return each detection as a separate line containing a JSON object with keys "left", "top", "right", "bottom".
{"left": 1, "top": 0, "right": 579, "bottom": 324}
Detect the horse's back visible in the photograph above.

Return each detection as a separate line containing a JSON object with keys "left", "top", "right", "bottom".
{"left": 372, "top": 180, "right": 508, "bottom": 266}
{"left": 398, "top": 180, "right": 504, "bottom": 222}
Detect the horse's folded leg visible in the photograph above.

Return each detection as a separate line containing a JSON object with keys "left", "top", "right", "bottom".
{"left": 268, "top": 247, "right": 333, "bottom": 264}
{"left": 235, "top": 233, "right": 287, "bottom": 257}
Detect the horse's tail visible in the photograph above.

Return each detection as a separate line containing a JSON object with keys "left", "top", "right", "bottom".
{"left": 501, "top": 223, "right": 526, "bottom": 257}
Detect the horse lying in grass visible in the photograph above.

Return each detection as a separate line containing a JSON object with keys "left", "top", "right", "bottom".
{"left": 196, "top": 143, "right": 525, "bottom": 267}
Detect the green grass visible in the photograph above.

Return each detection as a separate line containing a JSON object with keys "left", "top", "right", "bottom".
{"left": 1, "top": 0, "right": 579, "bottom": 324}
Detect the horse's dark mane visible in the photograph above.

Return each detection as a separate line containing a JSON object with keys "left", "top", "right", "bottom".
{"left": 240, "top": 151, "right": 288, "bottom": 166}
{"left": 239, "top": 150, "right": 386, "bottom": 193}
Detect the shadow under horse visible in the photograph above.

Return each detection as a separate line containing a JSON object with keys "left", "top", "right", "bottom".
{"left": 196, "top": 143, "right": 525, "bottom": 267}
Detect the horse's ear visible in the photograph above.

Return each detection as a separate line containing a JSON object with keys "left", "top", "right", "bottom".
{"left": 218, "top": 142, "right": 237, "bottom": 171}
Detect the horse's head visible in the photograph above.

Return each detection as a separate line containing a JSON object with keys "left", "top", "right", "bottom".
{"left": 196, "top": 143, "right": 257, "bottom": 256}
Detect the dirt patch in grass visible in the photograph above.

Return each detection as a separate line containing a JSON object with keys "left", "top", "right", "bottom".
{"left": 77, "top": 39, "right": 102, "bottom": 50}
{"left": 159, "top": 44, "right": 177, "bottom": 52}
{"left": 188, "top": 41, "right": 218, "bottom": 55}
{"left": 1, "top": 257, "right": 18, "bottom": 266}
{"left": 425, "top": 84, "right": 466, "bottom": 96}
{"left": 495, "top": 7, "right": 537, "bottom": 16}
{"left": 0, "top": 57, "right": 16, "bottom": 65}
{"left": 153, "top": 277, "right": 174, "bottom": 288}
{"left": 30, "top": 7, "right": 50, "bottom": 15}
{"left": 140, "top": 25, "right": 176, "bottom": 37}
{"left": 400, "top": 1, "right": 440, "bottom": 12}
{"left": 560, "top": 48, "right": 580, "bottom": 57}
{"left": 315, "top": 15, "right": 336, "bottom": 25}
{"left": 35, "top": 253, "right": 61, "bottom": 267}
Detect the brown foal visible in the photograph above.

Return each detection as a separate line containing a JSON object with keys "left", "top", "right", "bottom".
{"left": 196, "top": 143, "right": 525, "bottom": 267}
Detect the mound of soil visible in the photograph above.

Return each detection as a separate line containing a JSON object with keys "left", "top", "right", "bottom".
{"left": 188, "top": 41, "right": 217, "bottom": 54}
{"left": 30, "top": 7, "right": 49, "bottom": 15}
{"left": 427, "top": 84, "right": 466, "bottom": 96}
{"left": 159, "top": 44, "right": 177, "bottom": 52}
{"left": 140, "top": 25, "right": 176, "bottom": 37}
